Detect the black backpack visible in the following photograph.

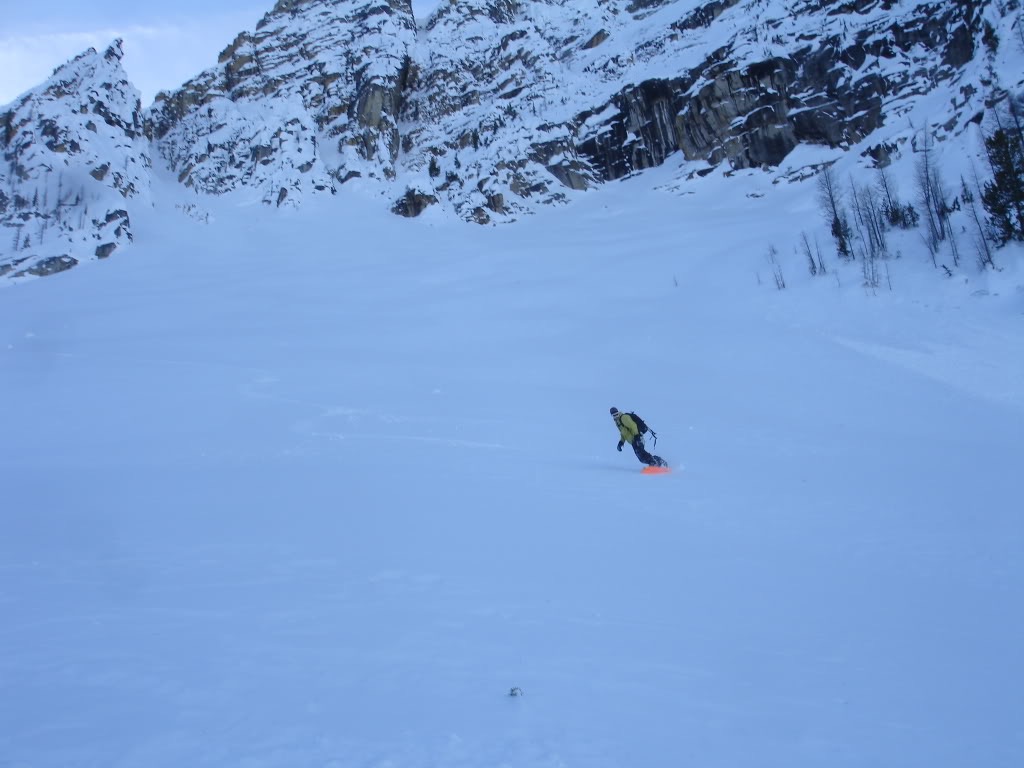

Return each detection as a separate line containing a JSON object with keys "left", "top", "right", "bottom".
{"left": 630, "top": 413, "right": 649, "bottom": 434}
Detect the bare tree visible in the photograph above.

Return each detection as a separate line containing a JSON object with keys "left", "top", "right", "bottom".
{"left": 964, "top": 166, "right": 995, "bottom": 269}
{"left": 933, "top": 177, "right": 960, "bottom": 269}
{"left": 915, "top": 130, "right": 942, "bottom": 263}
{"left": 800, "top": 231, "right": 817, "bottom": 276}
{"left": 862, "top": 243, "right": 880, "bottom": 293}
{"left": 817, "top": 164, "right": 852, "bottom": 258}
{"left": 915, "top": 129, "right": 959, "bottom": 266}
{"left": 877, "top": 165, "right": 897, "bottom": 221}
{"left": 850, "top": 177, "right": 887, "bottom": 258}
{"left": 876, "top": 166, "right": 918, "bottom": 229}
{"left": 815, "top": 235, "right": 827, "bottom": 274}
{"left": 766, "top": 245, "right": 786, "bottom": 289}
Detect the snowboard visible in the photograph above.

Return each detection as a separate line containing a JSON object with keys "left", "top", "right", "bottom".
{"left": 642, "top": 464, "right": 671, "bottom": 475}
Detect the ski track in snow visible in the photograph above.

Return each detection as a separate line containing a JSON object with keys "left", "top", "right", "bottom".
{"left": 832, "top": 333, "right": 1024, "bottom": 414}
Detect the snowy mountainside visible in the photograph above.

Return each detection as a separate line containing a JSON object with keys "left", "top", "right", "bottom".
{"left": 0, "top": 41, "right": 149, "bottom": 278}
{"left": 1, "top": 0, "right": 1021, "bottom": 278}
{"left": 402, "top": 0, "right": 1004, "bottom": 219}
{"left": 146, "top": 0, "right": 417, "bottom": 206}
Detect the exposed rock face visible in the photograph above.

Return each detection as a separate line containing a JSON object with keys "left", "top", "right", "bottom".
{"left": 0, "top": 40, "right": 149, "bottom": 278}
{"left": 399, "top": 0, "right": 1000, "bottom": 217}
{"left": 1, "top": 0, "right": 1013, "bottom": 279}
{"left": 392, "top": 187, "right": 438, "bottom": 217}
{"left": 146, "top": 0, "right": 416, "bottom": 205}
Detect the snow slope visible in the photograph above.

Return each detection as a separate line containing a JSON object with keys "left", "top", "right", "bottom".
{"left": 1, "top": 160, "right": 1023, "bottom": 767}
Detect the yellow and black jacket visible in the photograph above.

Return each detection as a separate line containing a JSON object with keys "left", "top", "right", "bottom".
{"left": 613, "top": 411, "right": 642, "bottom": 444}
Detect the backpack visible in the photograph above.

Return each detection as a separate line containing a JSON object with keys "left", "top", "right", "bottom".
{"left": 630, "top": 413, "right": 649, "bottom": 434}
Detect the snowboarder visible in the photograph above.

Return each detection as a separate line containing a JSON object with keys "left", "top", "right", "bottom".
{"left": 610, "top": 407, "right": 667, "bottom": 467}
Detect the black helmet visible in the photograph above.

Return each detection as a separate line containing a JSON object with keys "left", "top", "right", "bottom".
{"left": 609, "top": 407, "right": 619, "bottom": 415}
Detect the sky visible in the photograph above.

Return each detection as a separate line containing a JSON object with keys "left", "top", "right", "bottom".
{"left": 0, "top": 0, "right": 445, "bottom": 107}
{"left": 2, "top": 147, "right": 1023, "bottom": 766}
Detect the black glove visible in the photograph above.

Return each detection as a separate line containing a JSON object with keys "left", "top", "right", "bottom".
{"left": 616, "top": 440, "right": 623, "bottom": 452}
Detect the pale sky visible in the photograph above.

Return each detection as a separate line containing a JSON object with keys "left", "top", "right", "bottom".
{"left": 0, "top": 1, "right": 445, "bottom": 107}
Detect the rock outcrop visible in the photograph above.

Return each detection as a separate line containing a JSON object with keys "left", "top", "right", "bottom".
{"left": 146, "top": 0, "right": 417, "bottom": 205}
{"left": 0, "top": 40, "right": 150, "bottom": 278}
{"left": 1, "top": 0, "right": 1016, "bottom": 279}
{"left": 407, "top": 0, "right": 1001, "bottom": 215}
{"left": 572, "top": 0, "right": 991, "bottom": 179}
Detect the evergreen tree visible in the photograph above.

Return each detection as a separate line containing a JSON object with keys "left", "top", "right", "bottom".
{"left": 981, "top": 126, "right": 1024, "bottom": 244}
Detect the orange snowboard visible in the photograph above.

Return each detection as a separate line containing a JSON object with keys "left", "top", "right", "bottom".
{"left": 641, "top": 465, "right": 671, "bottom": 475}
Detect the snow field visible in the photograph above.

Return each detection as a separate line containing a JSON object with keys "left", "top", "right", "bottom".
{"left": 1, "top": 159, "right": 1023, "bottom": 767}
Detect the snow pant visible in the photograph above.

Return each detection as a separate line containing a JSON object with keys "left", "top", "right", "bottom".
{"left": 631, "top": 436, "right": 656, "bottom": 466}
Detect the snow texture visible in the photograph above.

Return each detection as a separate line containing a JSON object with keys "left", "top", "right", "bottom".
{"left": 1, "top": 142, "right": 1023, "bottom": 766}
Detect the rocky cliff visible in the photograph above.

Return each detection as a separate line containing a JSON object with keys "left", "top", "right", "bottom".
{"left": 147, "top": 0, "right": 417, "bottom": 207}
{"left": 1, "top": 0, "right": 1018, "bottom": 277}
{"left": 0, "top": 40, "right": 149, "bottom": 277}
{"left": 404, "top": 0, "right": 1003, "bottom": 221}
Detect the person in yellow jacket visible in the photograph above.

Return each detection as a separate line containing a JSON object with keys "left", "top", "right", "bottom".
{"left": 610, "top": 407, "right": 667, "bottom": 467}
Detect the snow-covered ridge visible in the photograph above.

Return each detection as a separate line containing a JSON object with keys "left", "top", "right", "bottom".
{"left": 1, "top": 0, "right": 1020, "bottom": 278}
{"left": 146, "top": 0, "right": 417, "bottom": 206}
{"left": 0, "top": 41, "right": 150, "bottom": 278}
